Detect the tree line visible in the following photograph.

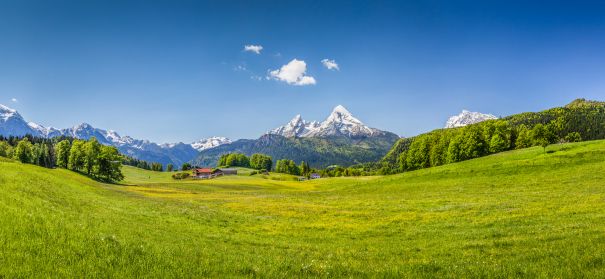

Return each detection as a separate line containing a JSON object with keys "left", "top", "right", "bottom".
{"left": 274, "top": 159, "right": 309, "bottom": 176}
{"left": 214, "top": 152, "right": 379, "bottom": 178}
{"left": 217, "top": 153, "right": 273, "bottom": 171}
{"left": 122, "top": 156, "right": 169, "bottom": 172}
{"left": 0, "top": 136, "right": 124, "bottom": 182}
{"left": 274, "top": 160, "right": 380, "bottom": 178}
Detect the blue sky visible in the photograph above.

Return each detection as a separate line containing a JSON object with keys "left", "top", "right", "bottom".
{"left": 1, "top": 0, "right": 605, "bottom": 143}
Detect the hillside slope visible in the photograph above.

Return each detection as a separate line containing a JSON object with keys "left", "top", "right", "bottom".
{"left": 1, "top": 141, "right": 605, "bottom": 277}
{"left": 384, "top": 98, "right": 605, "bottom": 170}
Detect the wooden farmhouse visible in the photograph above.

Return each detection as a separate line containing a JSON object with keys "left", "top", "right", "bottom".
{"left": 192, "top": 168, "right": 238, "bottom": 179}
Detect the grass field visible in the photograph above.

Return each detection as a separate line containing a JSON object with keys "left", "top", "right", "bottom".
{"left": 1, "top": 141, "right": 605, "bottom": 277}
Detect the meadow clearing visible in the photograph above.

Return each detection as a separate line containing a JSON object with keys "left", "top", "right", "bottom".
{"left": 1, "top": 141, "right": 605, "bottom": 277}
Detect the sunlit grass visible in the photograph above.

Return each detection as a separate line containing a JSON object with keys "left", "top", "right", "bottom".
{"left": 1, "top": 141, "right": 605, "bottom": 277}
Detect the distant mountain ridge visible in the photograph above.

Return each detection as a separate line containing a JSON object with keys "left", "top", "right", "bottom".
{"left": 194, "top": 105, "right": 400, "bottom": 168}
{"left": 0, "top": 104, "right": 230, "bottom": 167}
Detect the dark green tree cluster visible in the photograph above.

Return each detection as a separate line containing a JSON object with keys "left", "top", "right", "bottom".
{"left": 250, "top": 153, "right": 273, "bottom": 171}
{"left": 122, "top": 156, "right": 165, "bottom": 172}
{"left": 217, "top": 153, "right": 250, "bottom": 168}
{"left": 0, "top": 136, "right": 56, "bottom": 168}
{"left": 181, "top": 163, "right": 192, "bottom": 171}
{"left": 0, "top": 136, "right": 124, "bottom": 182}
{"left": 274, "top": 159, "right": 314, "bottom": 177}
{"left": 60, "top": 138, "right": 124, "bottom": 182}
{"left": 275, "top": 159, "right": 300, "bottom": 175}
{"left": 0, "top": 141, "right": 12, "bottom": 158}
{"left": 319, "top": 165, "right": 362, "bottom": 177}
{"left": 151, "top": 162, "right": 163, "bottom": 172}
{"left": 217, "top": 153, "right": 273, "bottom": 171}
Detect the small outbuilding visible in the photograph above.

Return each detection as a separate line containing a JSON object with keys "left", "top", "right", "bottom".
{"left": 310, "top": 173, "right": 321, "bottom": 179}
{"left": 219, "top": 168, "right": 238, "bottom": 175}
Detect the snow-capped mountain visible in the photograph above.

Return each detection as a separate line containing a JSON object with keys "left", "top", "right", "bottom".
{"left": 0, "top": 104, "right": 230, "bottom": 167}
{"left": 445, "top": 110, "right": 498, "bottom": 128}
{"left": 268, "top": 105, "right": 385, "bottom": 138}
{"left": 196, "top": 105, "right": 400, "bottom": 167}
{"left": 190, "top": 136, "right": 232, "bottom": 151}
{"left": 1, "top": 104, "right": 42, "bottom": 137}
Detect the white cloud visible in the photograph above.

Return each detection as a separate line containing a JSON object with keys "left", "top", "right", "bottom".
{"left": 11, "top": 98, "right": 17, "bottom": 103}
{"left": 244, "top": 44, "right": 263, "bottom": 54}
{"left": 321, "top": 59, "right": 339, "bottom": 71}
{"left": 269, "top": 59, "right": 316, "bottom": 86}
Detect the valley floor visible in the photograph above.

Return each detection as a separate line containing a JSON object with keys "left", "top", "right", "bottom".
{"left": 1, "top": 141, "right": 605, "bottom": 277}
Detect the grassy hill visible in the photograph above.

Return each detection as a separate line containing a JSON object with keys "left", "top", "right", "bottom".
{"left": 1, "top": 141, "right": 605, "bottom": 277}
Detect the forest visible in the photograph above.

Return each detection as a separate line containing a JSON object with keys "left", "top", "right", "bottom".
{"left": 382, "top": 99, "right": 603, "bottom": 173}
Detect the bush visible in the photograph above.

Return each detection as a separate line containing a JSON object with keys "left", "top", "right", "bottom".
{"left": 172, "top": 172, "right": 190, "bottom": 180}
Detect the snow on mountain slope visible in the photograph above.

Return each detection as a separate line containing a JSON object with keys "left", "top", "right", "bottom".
{"left": 0, "top": 104, "right": 18, "bottom": 121}
{"left": 190, "top": 137, "right": 232, "bottom": 151}
{"left": 0, "top": 104, "right": 42, "bottom": 137}
{"left": 268, "top": 114, "right": 320, "bottom": 138}
{"left": 269, "top": 105, "right": 384, "bottom": 138}
{"left": 445, "top": 110, "right": 498, "bottom": 128}
{"left": 308, "top": 105, "right": 379, "bottom": 137}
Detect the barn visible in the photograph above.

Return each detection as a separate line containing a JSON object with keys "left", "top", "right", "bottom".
{"left": 218, "top": 168, "right": 238, "bottom": 175}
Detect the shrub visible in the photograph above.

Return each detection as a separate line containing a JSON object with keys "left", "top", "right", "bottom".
{"left": 172, "top": 172, "right": 190, "bottom": 180}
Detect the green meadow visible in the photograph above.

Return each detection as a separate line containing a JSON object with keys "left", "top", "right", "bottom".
{"left": 1, "top": 141, "right": 605, "bottom": 277}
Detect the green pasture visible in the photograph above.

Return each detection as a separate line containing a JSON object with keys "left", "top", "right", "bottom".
{"left": 1, "top": 141, "right": 604, "bottom": 277}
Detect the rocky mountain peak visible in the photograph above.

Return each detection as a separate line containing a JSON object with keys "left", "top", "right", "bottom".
{"left": 269, "top": 105, "right": 383, "bottom": 138}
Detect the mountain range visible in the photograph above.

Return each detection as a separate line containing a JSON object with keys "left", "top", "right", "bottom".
{"left": 192, "top": 105, "right": 401, "bottom": 168}
{"left": 1, "top": 102, "right": 499, "bottom": 169}
{"left": 0, "top": 104, "right": 229, "bottom": 167}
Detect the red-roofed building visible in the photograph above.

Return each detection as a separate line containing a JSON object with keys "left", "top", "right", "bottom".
{"left": 192, "top": 168, "right": 213, "bottom": 178}
{"left": 192, "top": 168, "right": 224, "bottom": 179}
